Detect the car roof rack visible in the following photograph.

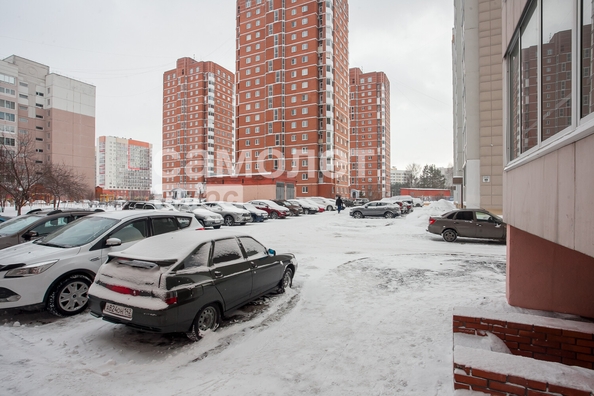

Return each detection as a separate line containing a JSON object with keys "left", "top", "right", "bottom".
{"left": 46, "top": 210, "right": 63, "bottom": 215}
{"left": 26, "top": 208, "right": 43, "bottom": 214}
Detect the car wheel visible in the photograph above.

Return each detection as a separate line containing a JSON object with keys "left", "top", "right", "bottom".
{"left": 47, "top": 274, "right": 92, "bottom": 317}
{"left": 186, "top": 304, "right": 220, "bottom": 342}
{"left": 270, "top": 211, "right": 279, "bottom": 219}
{"left": 240, "top": 222, "right": 246, "bottom": 226}
{"left": 384, "top": 212, "right": 394, "bottom": 219}
{"left": 442, "top": 229, "right": 458, "bottom": 242}
{"left": 326, "top": 205, "right": 333, "bottom": 211}
{"left": 213, "top": 225, "right": 221, "bottom": 229}
{"left": 277, "top": 267, "right": 294, "bottom": 293}
{"left": 224, "top": 215, "right": 234, "bottom": 226}
{"left": 353, "top": 211, "right": 363, "bottom": 219}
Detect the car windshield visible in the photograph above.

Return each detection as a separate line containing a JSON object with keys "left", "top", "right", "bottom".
{"left": 219, "top": 202, "right": 238, "bottom": 209}
{"left": 36, "top": 216, "right": 119, "bottom": 247}
{"left": 242, "top": 203, "right": 258, "bottom": 210}
{"left": 0, "top": 215, "right": 42, "bottom": 235}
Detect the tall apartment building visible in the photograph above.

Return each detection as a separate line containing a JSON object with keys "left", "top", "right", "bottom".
{"left": 96, "top": 136, "right": 152, "bottom": 200}
{"left": 349, "top": 68, "right": 390, "bottom": 200}
{"left": 452, "top": 0, "right": 503, "bottom": 213}
{"left": 162, "top": 58, "right": 235, "bottom": 199}
{"left": 390, "top": 167, "right": 409, "bottom": 184}
{"left": 0, "top": 55, "right": 96, "bottom": 190}
{"left": 235, "top": 0, "right": 350, "bottom": 198}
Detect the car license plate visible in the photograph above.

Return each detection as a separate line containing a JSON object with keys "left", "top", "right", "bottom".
{"left": 104, "top": 303, "right": 132, "bottom": 320}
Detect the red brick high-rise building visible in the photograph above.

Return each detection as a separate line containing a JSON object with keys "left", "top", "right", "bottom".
{"left": 162, "top": 58, "right": 235, "bottom": 199}
{"left": 235, "top": 0, "right": 350, "bottom": 198}
{"left": 349, "top": 68, "right": 390, "bottom": 200}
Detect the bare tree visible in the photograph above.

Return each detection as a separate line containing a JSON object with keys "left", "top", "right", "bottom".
{"left": 405, "top": 163, "right": 421, "bottom": 187}
{"left": 43, "top": 163, "right": 88, "bottom": 209}
{"left": 0, "top": 134, "right": 47, "bottom": 215}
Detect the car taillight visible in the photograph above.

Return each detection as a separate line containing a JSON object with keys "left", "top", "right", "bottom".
{"left": 429, "top": 217, "right": 436, "bottom": 225}
{"left": 163, "top": 291, "right": 178, "bottom": 305}
{"left": 196, "top": 227, "right": 205, "bottom": 231}
{"left": 106, "top": 284, "right": 138, "bottom": 296}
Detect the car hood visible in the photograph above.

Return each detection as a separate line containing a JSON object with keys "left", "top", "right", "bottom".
{"left": 350, "top": 205, "right": 365, "bottom": 210}
{"left": 0, "top": 241, "right": 81, "bottom": 265}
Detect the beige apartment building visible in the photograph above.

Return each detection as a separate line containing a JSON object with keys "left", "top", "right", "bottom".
{"left": 502, "top": 0, "right": 594, "bottom": 318}
{"left": 161, "top": 58, "right": 235, "bottom": 199}
{"left": 349, "top": 68, "right": 390, "bottom": 200}
{"left": 235, "top": 0, "right": 351, "bottom": 198}
{"left": 452, "top": 0, "right": 503, "bottom": 213}
{"left": 0, "top": 55, "right": 96, "bottom": 190}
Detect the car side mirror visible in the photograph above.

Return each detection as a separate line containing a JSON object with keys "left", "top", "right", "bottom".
{"left": 22, "top": 230, "right": 39, "bottom": 241}
{"left": 106, "top": 237, "right": 122, "bottom": 247}
{"left": 268, "top": 248, "right": 276, "bottom": 256}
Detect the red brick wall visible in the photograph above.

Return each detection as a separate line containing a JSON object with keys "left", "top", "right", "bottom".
{"left": 454, "top": 314, "right": 594, "bottom": 370}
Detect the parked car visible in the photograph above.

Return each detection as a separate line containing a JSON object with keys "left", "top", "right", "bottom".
{"left": 427, "top": 209, "right": 506, "bottom": 243}
{"left": 349, "top": 201, "right": 401, "bottom": 219}
{"left": 290, "top": 199, "right": 319, "bottom": 214}
{"left": 0, "top": 215, "right": 13, "bottom": 223}
{"left": 272, "top": 200, "right": 303, "bottom": 216}
{"left": 309, "top": 197, "right": 337, "bottom": 211}
{"left": 248, "top": 200, "right": 290, "bottom": 219}
{"left": 353, "top": 198, "right": 369, "bottom": 206}
{"left": 233, "top": 203, "right": 269, "bottom": 222}
{"left": 299, "top": 198, "right": 325, "bottom": 213}
{"left": 122, "top": 201, "right": 177, "bottom": 211}
{"left": 202, "top": 202, "right": 252, "bottom": 226}
{"left": 88, "top": 231, "right": 297, "bottom": 341}
{"left": 180, "top": 205, "right": 224, "bottom": 229}
{"left": 0, "top": 209, "right": 103, "bottom": 250}
{"left": 0, "top": 210, "right": 202, "bottom": 316}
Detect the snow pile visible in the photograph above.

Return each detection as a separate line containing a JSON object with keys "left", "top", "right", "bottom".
{"left": 405, "top": 199, "right": 455, "bottom": 227}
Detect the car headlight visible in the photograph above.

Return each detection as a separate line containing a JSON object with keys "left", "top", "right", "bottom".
{"left": 5, "top": 260, "right": 58, "bottom": 278}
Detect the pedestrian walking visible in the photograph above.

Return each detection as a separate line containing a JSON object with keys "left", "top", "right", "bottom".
{"left": 336, "top": 195, "right": 344, "bottom": 214}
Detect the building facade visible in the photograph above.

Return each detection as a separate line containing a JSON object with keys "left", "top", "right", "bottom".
{"left": 390, "top": 167, "right": 409, "bottom": 184}
{"left": 234, "top": 0, "right": 350, "bottom": 198}
{"left": 162, "top": 58, "right": 235, "bottom": 199}
{"left": 0, "top": 55, "right": 96, "bottom": 190}
{"left": 349, "top": 68, "right": 390, "bottom": 200}
{"left": 96, "top": 136, "right": 152, "bottom": 200}
{"left": 503, "top": 0, "right": 594, "bottom": 318}
{"left": 452, "top": 0, "right": 503, "bottom": 213}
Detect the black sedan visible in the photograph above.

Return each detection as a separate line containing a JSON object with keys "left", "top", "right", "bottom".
{"left": 88, "top": 231, "right": 297, "bottom": 341}
{"left": 427, "top": 209, "right": 506, "bottom": 243}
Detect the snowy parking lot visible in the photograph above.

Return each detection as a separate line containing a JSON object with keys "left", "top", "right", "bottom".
{"left": 0, "top": 202, "right": 513, "bottom": 395}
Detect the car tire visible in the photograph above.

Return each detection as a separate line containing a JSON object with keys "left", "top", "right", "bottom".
{"left": 277, "top": 267, "right": 294, "bottom": 294}
{"left": 442, "top": 229, "right": 458, "bottom": 242}
{"left": 186, "top": 304, "right": 220, "bottom": 342}
{"left": 240, "top": 222, "right": 246, "bottom": 226}
{"left": 213, "top": 225, "right": 221, "bottom": 229}
{"left": 384, "top": 212, "right": 394, "bottom": 219}
{"left": 270, "top": 212, "right": 279, "bottom": 219}
{"left": 326, "top": 205, "right": 333, "bottom": 211}
{"left": 47, "top": 274, "right": 92, "bottom": 317}
{"left": 224, "top": 215, "right": 234, "bottom": 227}
{"left": 353, "top": 211, "right": 363, "bottom": 219}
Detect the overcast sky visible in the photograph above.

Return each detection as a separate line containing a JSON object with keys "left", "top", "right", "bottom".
{"left": 2, "top": 0, "right": 454, "bottom": 189}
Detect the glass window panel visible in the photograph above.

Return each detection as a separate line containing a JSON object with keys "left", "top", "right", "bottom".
{"left": 510, "top": 42, "right": 521, "bottom": 160}
{"left": 541, "top": 0, "right": 573, "bottom": 141}
{"left": 521, "top": 2, "right": 539, "bottom": 152}
{"left": 582, "top": 0, "right": 593, "bottom": 118}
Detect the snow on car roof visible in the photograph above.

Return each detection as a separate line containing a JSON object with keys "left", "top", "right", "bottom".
{"left": 90, "top": 210, "right": 192, "bottom": 221}
{"left": 109, "top": 230, "right": 245, "bottom": 263}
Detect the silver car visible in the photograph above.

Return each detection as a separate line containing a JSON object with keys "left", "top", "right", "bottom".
{"left": 202, "top": 202, "right": 252, "bottom": 226}
{"left": 179, "top": 204, "right": 224, "bottom": 229}
{"left": 349, "top": 201, "right": 401, "bottom": 219}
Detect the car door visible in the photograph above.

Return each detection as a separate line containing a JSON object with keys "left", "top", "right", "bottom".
{"left": 238, "top": 236, "right": 282, "bottom": 297}
{"left": 209, "top": 237, "right": 253, "bottom": 310}
{"left": 474, "top": 211, "right": 505, "bottom": 239}
{"left": 96, "top": 218, "right": 149, "bottom": 264}
{"left": 363, "top": 202, "right": 378, "bottom": 216}
{"left": 452, "top": 211, "right": 477, "bottom": 237}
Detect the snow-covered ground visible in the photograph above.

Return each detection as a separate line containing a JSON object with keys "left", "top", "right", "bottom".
{"left": 0, "top": 202, "right": 548, "bottom": 395}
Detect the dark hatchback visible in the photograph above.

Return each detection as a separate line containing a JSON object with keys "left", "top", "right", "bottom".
{"left": 88, "top": 231, "right": 297, "bottom": 341}
{"left": 427, "top": 208, "right": 506, "bottom": 243}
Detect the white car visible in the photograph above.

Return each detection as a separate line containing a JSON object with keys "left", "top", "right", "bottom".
{"left": 309, "top": 197, "right": 337, "bottom": 211}
{"left": 202, "top": 202, "right": 252, "bottom": 226}
{"left": 0, "top": 210, "right": 203, "bottom": 316}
